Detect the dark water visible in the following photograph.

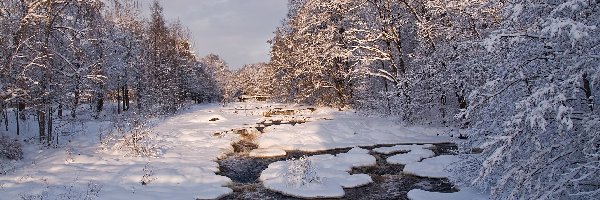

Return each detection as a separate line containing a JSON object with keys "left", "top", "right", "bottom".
{"left": 216, "top": 141, "right": 459, "bottom": 199}
{"left": 218, "top": 141, "right": 352, "bottom": 184}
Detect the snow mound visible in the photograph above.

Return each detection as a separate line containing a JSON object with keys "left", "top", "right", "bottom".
{"left": 407, "top": 188, "right": 488, "bottom": 200}
{"left": 249, "top": 148, "right": 287, "bottom": 158}
{"left": 403, "top": 155, "right": 460, "bottom": 178}
{"left": 259, "top": 147, "right": 375, "bottom": 198}
{"left": 347, "top": 146, "right": 370, "bottom": 154}
{"left": 373, "top": 144, "right": 434, "bottom": 154}
{"left": 387, "top": 148, "right": 435, "bottom": 165}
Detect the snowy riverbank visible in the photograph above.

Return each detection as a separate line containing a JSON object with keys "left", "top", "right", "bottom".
{"left": 0, "top": 102, "right": 487, "bottom": 199}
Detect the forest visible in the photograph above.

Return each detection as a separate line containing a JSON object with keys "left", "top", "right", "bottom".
{"left": 265, "top": 1, "right": 600, "bottom": 198}
{"left": 1, "top": 0, "right": 599, "bottom": 200}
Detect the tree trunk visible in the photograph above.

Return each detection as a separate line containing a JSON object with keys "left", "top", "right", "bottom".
{"left": 15, "top": 102, "right": 19, "bottom": 135}
{"left": 380, "top": 60, "right": 392, "bottom": 115}
{"left": 47, "top": 106, "right": 52, "bottom": 146}
{"left": 2, "top": 103, "right": 7, "bottom": 131}
{"left": 96, "top": 93, "right": 104, "bottom": 119}
{"left": 403, "top": 92, "right": 412, "bottom": 122}
{"left": 137, "top": 80, "right": 143, "bottom": 111}
{"left": 456, "top": 91, "right": 467, "bottom": 109}
{"left": 440, "top": 93, "right": 447, "bottom": 126}
{"left": 57, "top": 103, "right": 62, "bottom": 119}
{"left": 583, "top": 73, "right": 593, "bottom": 111}
{"left": 40, "top": 0, "right": 53, "bottom": 145}
{"left": 123, "top": 85, "right": 130, "bottom": 111}
{"left": 117, "top": 87, "right": 122, "bottom": 114}
{"left": 38, "top": 110, "right": 45, "bottom": 143}
{"left": 18, "top": 102, "right": 25, "bottom": 120}
{"left": 383, "top": 78, "right": 392, "bottom": 115}
{"left": 72, "top": 90, "right": 79, "bottom": 118}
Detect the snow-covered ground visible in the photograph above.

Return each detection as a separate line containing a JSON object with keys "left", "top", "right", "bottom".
{"left": 0, "top": 103, "right": 267, "bottom": 200}
{"left": 255, "top": 108, "right": 451, "bottom": 152}
{"left": 0, "top": 102, "right": 488, "bottom": 199}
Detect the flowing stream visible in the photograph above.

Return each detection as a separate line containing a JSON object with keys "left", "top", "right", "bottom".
{"left": 216, "top": 122, "right": 460, "bottom": 199}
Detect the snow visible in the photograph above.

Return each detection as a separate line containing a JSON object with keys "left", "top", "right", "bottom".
{"left": 0, "top": 103, "right": 267, "bottom": 200}
{"left": 542, "top": 18, "right": 597, "bottom": 47}
{"left": 407, "top": 188, "right": 488, "bottom": 200}
{"left": 551, "top": 0, "right": 587, "bottom": 15}
{"left": 372, "top": 144, "right": 434, "bottom": 154}
{"left": 249, "top": 148, "right": 287, "bottom": 158}
{"left": 347, "top": 146, "right": 370, "bottom": 154}
{"left": 255, "top": 107, "right": 451, "bottom": 152}
{"left": 0, "top": 103, "right": 455, "bottom": 199}
{"left": 387, "top": 148, "right": 435, "bottom": 165}
{"left": 510, "top": 3, "right": 523, "bottom": 22}
{"left": 259, "top": 147, "right": 375, "bottom": 198}
{"left": 403, "top": 154, "right": 489, "bottom": 200}
{"left": 373, "top": 144, "right": 436, "bottom": 165}
{"left": 403, "top": 155, "right": 461, "bottom": 178}
{"left": 482, "top": 34, "right": 501, "bottom": 52}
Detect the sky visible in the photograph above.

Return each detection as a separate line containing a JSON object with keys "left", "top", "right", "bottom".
{"left": 142, "top": 0, "right": 288, "bottom": 69}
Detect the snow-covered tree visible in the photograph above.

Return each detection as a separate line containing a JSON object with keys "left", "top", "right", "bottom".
{"left": 269, "top": 0, "right": 361, "bottom": 108}
{"left": 0, "top": 0, "right": 223, "bottom": 144}
{"left": 459, "top": 1, "right": 600, "bottom": 199}
{"left": 268, "top": 0, "right": 599, "bottom": 198}
{"left": 200, "top": 54, "right": 235, "bottom": 105}
{"left": 235, "top": 63, "right": 273, "bottom": 97}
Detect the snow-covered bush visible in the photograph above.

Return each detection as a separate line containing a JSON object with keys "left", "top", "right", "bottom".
{"left": 101, "top": 119, "right": 161, "bottom": 157}
{"left": 0, "top": 135, "right": 22, "bottom": 160}
{"left": 285, "top": 156, "right": 321, "bottom": 187}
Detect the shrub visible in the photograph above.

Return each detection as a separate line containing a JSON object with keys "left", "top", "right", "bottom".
{"left": 0, "top": 135, "right": 23, "bottom": 160}
{"left": 285, "top": 156, "right": 320, "bottom": 187}
{"left": 100, "top": 119, "right": 161, "bottom": 158}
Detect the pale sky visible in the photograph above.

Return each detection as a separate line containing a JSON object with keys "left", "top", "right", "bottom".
{"left": 142, "top": 0, "right": 288, "bottom": 69}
